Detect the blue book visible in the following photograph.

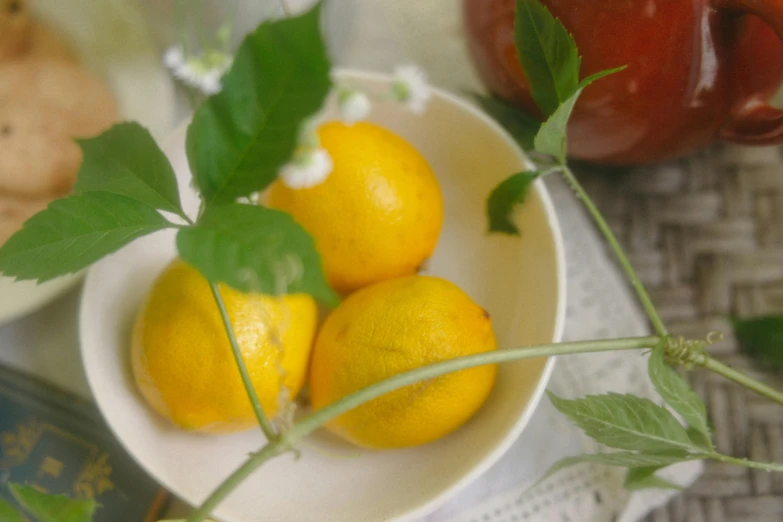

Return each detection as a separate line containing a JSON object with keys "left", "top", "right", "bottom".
{"left": 0, "top": 365, "right": 168, "bottom": 521}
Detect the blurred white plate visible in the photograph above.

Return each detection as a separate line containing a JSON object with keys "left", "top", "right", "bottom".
{"left": 80, "top": 71, "right": 565, "bottom": 521}
{"left": 0, "top": 0, "right": 176, "bottom": 325}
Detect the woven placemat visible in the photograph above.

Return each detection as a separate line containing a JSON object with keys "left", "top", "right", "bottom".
{"left": 574, "top": 145, "right": 783, "bottom": 522}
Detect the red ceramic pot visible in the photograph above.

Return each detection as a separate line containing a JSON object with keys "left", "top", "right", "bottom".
{"left": 464, "top": 0, "right": 783, "bottom": 165}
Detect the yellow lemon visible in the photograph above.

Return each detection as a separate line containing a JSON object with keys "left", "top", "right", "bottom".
{"left": 267, "top": 122, "right": 444, "bottom": 294}
{"left": 309, "top": 275, "right": 497, "bottom": 448}
{"left": 131, "top": 259, "right": 318, "bottom": 434}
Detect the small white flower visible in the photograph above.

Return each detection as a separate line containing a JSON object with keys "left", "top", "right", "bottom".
{"left": 199, "top": 69, "right": 223, "bottom": 95}
{"left": 236, "top": 192, "right": 260, "bottom": 205}
{"left": 172, "top": 61, "right": 199, "bottom": 84}
{"left": 165, "top": 48, "right": 232, "bottom": 96}
{"left": 279, "top": 149, "right": 333, "bottom": 189}
{"left": 163, "top": 45, "right": 185, "bottom": 69}
{"left": 391, "top": 65, "right": 431, "bottom": 114}
{"left": 338, "top": 89, "right": 371, "bottom": 125}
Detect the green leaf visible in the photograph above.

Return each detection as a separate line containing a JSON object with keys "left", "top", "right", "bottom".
{"left": 577, "top": 66, "right": 627, "bottom": 90}
{"left": 648, "top": 342, "right": 713, "bottom": 450}
{"left": 733, "top": 316, "right": 783, "bottom": 370}
{"left": 534, "top": 452, "right": 689, "bottom": 489}
{"left": 187, "top": 3, "right": 331, "bottom": 205}
{"left": 533, "top": 90, "right": 579, "bottom": 163}
{"left": 0, "top": 193, "right": 171, "bottom": 282}
{"left": 545, "top": 452, "right": 688, "bottom": 477}
{"left": 73, "top": 123, "right": 185, "bottom": 218}
{"left": 177, "top": 203, "right": 338, "bottom": 306}
{"left": 9, "top": 484, "right": 96, "bottom": 522}
{"left": 514, "top": 0, "right": 579, "bottom": 116}
{"left": 486, "top": 172, "right": 541, "bottom": 235}
{"left": 533, "top": 66, "right": 625, "bottom": 163}
{"left": 687, "top": 426, "right": 710, "bottom": 449}
{"left": 0, "top": 497, "right": 25, "bottom": 522}
{"left": 472, "top": 94, "right": 540, "bottom": 150}
{"left": 624, "top": 467, "right": 682, "bottom": 491}
{"left": 547, "top": 391, "right": 699, "bottom": 454}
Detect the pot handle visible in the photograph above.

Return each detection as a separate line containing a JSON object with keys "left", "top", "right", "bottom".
{"left": 714, "top": 0, "right": 783, "bottom": 144}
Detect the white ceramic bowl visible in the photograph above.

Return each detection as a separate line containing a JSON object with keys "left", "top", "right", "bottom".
{"left": 79, "top": 71, "right": 566, "bottom": 522}
{"left": 0, "top": 0, "right": 175, "bottom": 325}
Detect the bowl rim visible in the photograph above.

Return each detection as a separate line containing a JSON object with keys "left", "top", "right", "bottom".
{"left": 78, "top": 68, "right": 567, "bottom": 521}
{"left": 0, "top": 274, "right": 83, "bottom": 326}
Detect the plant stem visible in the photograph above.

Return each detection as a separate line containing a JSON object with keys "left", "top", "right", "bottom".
{"left": 188, "top": 443, "right": 285, "bottom": 522}
{"left": 703, "top": 356, "right": 783, "bottom": 406}
{"left": 559, "top": 165, "right": 669, "bottom": 337}
{"left": 186, "top": 335, "right": 660, "bottom": 522}
{"left": 291, "top": 336, "right": 658, "bottom": 438}
{"left": 558, "top": 165, "right": 783, "bottom": 406}
{"left": 707, "top": 453, "right": 783, "bottom": 472}
{"left": 208, "top": 282, "right": 277, "bottom": 441}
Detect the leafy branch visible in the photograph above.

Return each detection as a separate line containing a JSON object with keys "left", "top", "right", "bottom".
{"left": 188, "top": 336, "right": 662, "bottom": 521}
{"left": 1, "top": 1, "right": 783, "bottom": 522}
{"left": 559, "top": 165, "right": 667, "bottom": 336}
{"left": 483, "top": 0, "right": 783, "bottom": 491}
{"left": 190, "top": 336, "right": 783, "bottom": 522}
{"left": 209, "top": 281, "right": 277, "bottom": 440}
